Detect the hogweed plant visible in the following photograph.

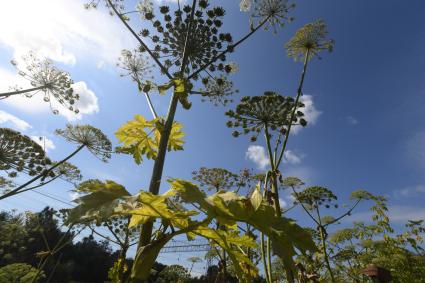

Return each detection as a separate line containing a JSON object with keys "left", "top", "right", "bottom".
{"left": 225, "top": 20, "right": 333, "bottom": 283}
{"left": 284, "top": 177, "right": 377, "bottom": 283}
{"left": 0, "top": 52, "right": 80, "bottom": 115}
{"left": 79, "top": 1, "right": 305, "bottom": 280}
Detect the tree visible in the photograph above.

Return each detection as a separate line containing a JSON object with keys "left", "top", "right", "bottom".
{"left": 0, "top": 263, "right": 44, "bottom": 283}
{"left": 157, "top": 264, "right": 190, "bottom": 283}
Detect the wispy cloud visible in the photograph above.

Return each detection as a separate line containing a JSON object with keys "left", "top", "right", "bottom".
{"left": 284, "top": 150, "right": 302, "bottom": 165}
{"left": 0, "top": 110, "right": 32, "bottom": 131}
{"left": 394, "top": 184, "right": 425, "bottom": 197}
{"left": 406, "top": 131, "right": 425, "bottom": 168}
{"left": 346, "top": 116, "right": 359, "bottom": 125}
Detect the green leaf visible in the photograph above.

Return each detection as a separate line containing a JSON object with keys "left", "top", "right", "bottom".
{"left": 115, "top": 115, "right": 185, "bottom": 164}
{"left": 67, "top": 180, "right": 130, "bottom": 224}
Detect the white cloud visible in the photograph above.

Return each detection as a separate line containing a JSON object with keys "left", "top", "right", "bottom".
{"left": 0, "top": 0, "right": 134, "bottom": 66}
{"left": 293, "top": 95, "right": 322, "bottom": 134}
{"left": 346, "top": 116, "right": 359, "bottom": 125}
{"left": 0, "top": 110, "right": 32, "bottom": 131}
{"left": 30, "top": 136, "right": 56, "bottom": 152}
{"left": 246, "top": 145, "right": 270, "bottom": 170}
{"left": 283, "top": 150, "right": 302, "bottom": 165}
{"left": 394, "top": 184, "right": 425, "bottom": 197}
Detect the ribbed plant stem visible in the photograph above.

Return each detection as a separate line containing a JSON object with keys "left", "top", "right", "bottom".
{"left": 0, "top": 85, "right": 47, "bottom": 98}
{"left": 138, "top": 0, "right": 198, "bottom": 249}
{"left": 276, "top": 49, "right": 311, "bottom": 168}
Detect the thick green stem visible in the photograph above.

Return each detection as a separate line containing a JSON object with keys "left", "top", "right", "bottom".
{"left": 138, "top": 0, "right": 198, "bottom": 249}
{"left": 266, "top": 236, "right": 273, "bottom": 282}
{"left": 316, "top": 206, "right": 336, "bottom": 283}
{"left": 0, "top": 144, "right": 85, "bottom": 201}
{"left": 261, "top": 233, "right": 272, "bottom": 283}
{"left": 264, "top": 126, "right": 281, "bottom": 217}
{"left": 276, "top": 49, "right": 311, "bottom": 168}
{"left": 0, "top": 85, "right": 47, "bottom": 98}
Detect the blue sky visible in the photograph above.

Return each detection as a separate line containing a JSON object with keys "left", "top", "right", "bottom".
{"left": 1, "top": 0, "right": 425, "bottom": 273}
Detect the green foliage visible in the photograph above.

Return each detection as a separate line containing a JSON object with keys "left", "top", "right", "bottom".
{"left": 0, "top": 263, "right": 44, "bottom": 283}
{"left": 157, "top": 264, "right": 190, "bottom": 283}
{"left": 115, "top": 114, "right": 184, "bottom": 164}
{"left": 67, "top": 179, "right": 131, "bottom": 224}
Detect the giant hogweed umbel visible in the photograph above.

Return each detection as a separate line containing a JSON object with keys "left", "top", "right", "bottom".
{"left": 0, "top": 52, "right": 80, "bottom": 115}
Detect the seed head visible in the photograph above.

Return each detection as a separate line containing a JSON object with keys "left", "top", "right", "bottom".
{"left": 0, "top": 128, "right": 51, "bottom": 178}
{"left": 285, "top": 20, "right": 334, "bottom": 61}
{"left": 11, "top": 51, "right": 80, "bottom": 114}
{"left": 55, "top": 125, "right": 112, "bottom": 162}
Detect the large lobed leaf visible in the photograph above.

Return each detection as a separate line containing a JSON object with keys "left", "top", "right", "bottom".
{"left": 66, "top": 179, "right": 131, "bottom": 224}
{"left": 115, "top": 114, "right": 184, "bottom": 164}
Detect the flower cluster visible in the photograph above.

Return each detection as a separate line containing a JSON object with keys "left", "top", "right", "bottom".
{"left": 295, "top": 186, "right": 338, "bottom": 209}
{"left": 192, "top": 167, "right": 240, "bottom": 192}
{"left": 0, "top": 128, "right": 51, "bottom": 178}
{"left": 225, "top": 91, "right": 306, "bottom": 141}
{"left": 250, "top": 0, "right": 295, "bottom": 31}
{"left": 285, "top": 20, "right": 334, "bottom": 61}
{"left": 11, "top": 52, "right": 80, "bottom": 115}
{"left": 137, "top": 0, "right": 235, "bottom": 80}
{"left": 199, "top": 76, "right": 238, "bottom": 106}
{"left": 55, "top": 125, "right": 112, "bottom": 162}
{"left": 117, "top": 49, "right": 153, "bottom": 84}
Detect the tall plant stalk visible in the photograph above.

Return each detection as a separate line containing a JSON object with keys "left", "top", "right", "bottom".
{"left": 106, "top": 0, "right": 270, "bottom": 251}
{"left": 0, "top": 85, "right": 48, "bottom": 98}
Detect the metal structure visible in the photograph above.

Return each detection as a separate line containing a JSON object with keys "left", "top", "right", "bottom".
{"left": 160, "top": 239, "right": 211, "bottom": 253}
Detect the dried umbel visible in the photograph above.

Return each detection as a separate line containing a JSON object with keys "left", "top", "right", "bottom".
{"left": 199, "top": 76, "right": 237, "bottom": 106}
{"left": 137, "top": 0, "right": 235, "bottom": 80}
{"left": 285, "top": 20, "right": 334, "bottom": 61}
{"left": 192, "top": 167, "right": 240, "bottom": 192}
{"left": 225, "top": 91, "right": 306, "bottom": 141}
{"left": 117, "top": 49, "right": 153, "bottom": 83}
{"left": 0, "top": 128, "right": 51, "bottom": 178}
{"left": 55, "top": 125, "right": 112, "bottom": 162}
{"left": 251, "top": 0, "right": 294, "bottom": 31}
{"left": 10, "top": 52, "right": 80, "bottom": 114}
